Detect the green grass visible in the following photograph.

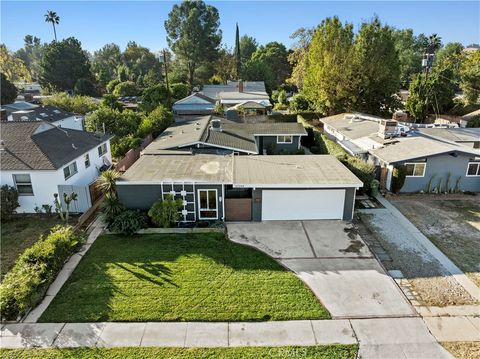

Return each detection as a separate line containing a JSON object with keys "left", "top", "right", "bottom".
{"left": 0, "top": 345, "right": 358, "bottom": 359}
{"left": 39, "top": 233, "right": 329, "bottom": 322}
{"left": 1, "top": 216, "right": 65, "bottom": 279}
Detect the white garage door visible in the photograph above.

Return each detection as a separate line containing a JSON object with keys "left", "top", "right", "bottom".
{"left": 262, "top": 189, "right": 345, "bottom": 220}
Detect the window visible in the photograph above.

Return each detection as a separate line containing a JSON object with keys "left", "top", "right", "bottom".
{"left": 405, "top": 162, "right": 426, "bottom": 177}
{"left": 198, "top": 189, "right": 218, "bottom": 219}
{"left": 467, "top": 162, "right": 480, "bottom": 176}
{"left": 13, "top": 174, "right": 33, "bottom": 195}
{"left": 84, "top": 154, "right": 90, "bottom": 168}
{"left": 63, "top": 161, "right": 78, "bottom": 180}
{"left": 98, "top": 143, "right": 107, "bottom": 157}
{"left": 277, "top": 135, "right": 293, "bottom": 144}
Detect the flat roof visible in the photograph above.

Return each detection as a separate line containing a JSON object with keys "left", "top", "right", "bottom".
{"left": 418, "top": 127, "right": 480, "bottom": 143}
{"left": 234, "top": 155, "right": 363, "bottom": 188}
{"left": 321, "top": 113, "right": 383, "bottom": 140}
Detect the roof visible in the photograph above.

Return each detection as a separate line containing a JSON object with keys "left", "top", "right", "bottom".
{"left": 370, "top": 137, "right": 480, "bottom": 164}
{"left": 2, "top": 101, "right": 39, "bottom": 113}
{"left": 173, "top": 93, "right": 216, "bottom": 105}
{"left": 418, "top": 127, "right": 480, "bottom": 143}
{"left": 217, "top": 91, "right": 270, "bottom": 105}
{"left": 118, "top": 154, "right": 233, "bottom": 184}
{"left": 31, "top": 105, "right": 76, "bottom": 122}
{"left": 233, "top": 155, "right": 363, "bottom": 188}
{"left": 321, "top": 113, "right": 383, "bottom": 140}
{"left": 232, "top": 101, "right": 267, "bottom": 110}
{"left": 118, "top": 153, "right": 363, "bottom": 188}
{"left": 462, "top": 109, "right": 480, "bottom": 120}
{"left": 1, "top": 121, "right": 112, "bottom": 170}
{"left": 201, "top": 81, "right": 267, "bottom": 99}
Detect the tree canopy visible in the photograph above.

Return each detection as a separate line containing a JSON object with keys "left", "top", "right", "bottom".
{"left": 250, "top": 42, "right": 291, "bottom": 90}
{"left": 0, "top": 44, "right": 31, "bottom": 82}
{"left": 14, "top": 35, "right": 44, "bottom": 81}
{"left": 460, "top": 50, "right": 480, "bottom": 104}
{"left": 1, "top": 73, "right": 17, "bottom": 104}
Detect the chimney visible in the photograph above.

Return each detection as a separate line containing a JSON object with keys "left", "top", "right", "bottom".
{"left": 238, "top": 80, "right": 243, "bottom": 93}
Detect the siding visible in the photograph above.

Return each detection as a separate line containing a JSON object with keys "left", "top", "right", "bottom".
{"left": 258, "top": 136, "right": 301, "bottom": 153}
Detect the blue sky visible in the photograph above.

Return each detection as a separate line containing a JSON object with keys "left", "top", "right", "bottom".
{"left": 1, "top": 1, "right": 479, "bottom": 53}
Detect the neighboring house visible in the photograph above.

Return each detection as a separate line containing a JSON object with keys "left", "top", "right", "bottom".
{"left": 143, "top": 115, "right": 306, "bottom": 155}
{"left": 0, "top": 121, "right": 112, "bottom": 213}
{"left": 172, "top": 80, "right": 272, "bottom": 116}
{"left": 2, "top": 102, "right": 84, "bottom": 130}
{"left": 370, "top": 137, "right": 480, "bottom": 193}
{"left": 117, "top": 153, "right": 362, "bottom": 222}
{"left": 418, "top": 127, "right": 480, "bottom": 149}
{"left": 461, "top": 109, "right": 480, "bottom": 128}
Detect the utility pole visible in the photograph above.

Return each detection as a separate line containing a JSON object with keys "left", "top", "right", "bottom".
{"left": 163, "top": 49, "right": 171, "bottom": 104}
{"left": 421, "top": 37, "right": 437, "bottom": 122}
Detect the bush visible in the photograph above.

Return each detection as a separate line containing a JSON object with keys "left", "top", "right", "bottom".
{"left": 1, "top": 185, "right": 20, "bottom": 220}
{"left": 289, "top": 94, "right": 312, "bottom": 112}
{"left": 148, "top": 195, "right": 183, "bottom": 228}
{"left": 0, "top": 226, "right": 82, "bottom": 320}
{"left": 137, "top": 105, "right": 174, "bottom": 138}
{"left": 101, "top": 196, "right": 125, "bottom": 226}
{"left": 106, "top": 79, "right": 120, "bottom": 94}
{"left": 74, "top": 78, "right": 97, "bottom": 96}
{"left": 101, "top": 94, "right": 123, "bottom": 111}
{"left": 42, "top": 93, "right": 99, "bottom": 114}
{"left": 141, "top": 84, "right": 170, "bottom": 112}
{"left": 466, "top": 115, "right": 480, "bottom": 128}
{"left": 111, "top": 135, "right": 143, "bottom": 158}
{"left": 273, "top": 103, "right": 288, "bottom": 111}
{"left": 392, "top": 165, "right": 407, "bottom": 194}
{"left": 342, "top": 157, "right": 375, "bottom": 194}
{"left": 1, "top": 72, "right": 17, "bottom": 105}
{"left": 110, "top": 210, "right": 148, "bottom": 235}
{"left": 113, "top": 81, "right": 139, "bottom": 97}
{"left": 170, "top": 82, "right": 189, "bottom": 102}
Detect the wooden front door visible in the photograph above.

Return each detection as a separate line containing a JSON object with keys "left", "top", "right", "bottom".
{"left": 225, "top": 198, "right": 252, "bottom": 221}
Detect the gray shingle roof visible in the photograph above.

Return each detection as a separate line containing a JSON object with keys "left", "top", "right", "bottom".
{"left": 32, "top": 105, "right": 76, "bottom": 123}
{"left": 1, "top": 121, "right": 111, "bottom": 170}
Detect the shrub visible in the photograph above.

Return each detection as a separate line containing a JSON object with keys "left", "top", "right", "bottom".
{"left": 170, "top": 82, "right": 189, "bottom": 102}
{"left": 74, "top": 78, "right": 97, "bottom": 96}
{"left": 106, "top": 79, "right": 120, "bottom": 94}
{"left": 1, "top": 185, "right": 20, "bottom": 220}
{"left": 466, "top": 115, "right": 480, "bottom": 128}
{"left": 148, "top": 195, "right": 183, "bottom": 228}
{"left": 0, "top": 226, "right": 82, "bottom": 320}
{"left": 141, "top": 84, "right": 170, "bottom": 112}
{"left": 101, "top": 94, "right": 123, "bottom": 111}
{"left": 113, "top": 81, "right": 139, "bottom": 97}
{"left": 111, "top": 135, "right": 143, "bottom": 158}
{"left": 101, "top": 196, "right": 125, "bottom": 226}
{"left": 342, "top": 157, "right": 375, "bottom": 194}
{"left": 42, "top": 93, "right": 99, "bottom": 114}
{"left": 273, "top": 103, "right": 288, "bottom": 111}
{"left": 109, "top": 210, "right": 148, "bottom": 235}
{"left": 137, "top": 105, "right": 173, "bottom": 138}
{"left": 289, "top": 94, "right": 312, "bottom": 112}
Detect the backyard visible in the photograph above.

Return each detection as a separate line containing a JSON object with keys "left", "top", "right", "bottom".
{"left": 39, "top": 232, "right": 329, "bottom": 322}
{"left": 391, "top": 197, "right": 480, "bottom": 287}
{"left": 1, "top": 216, "right": 67, "bottom": 278}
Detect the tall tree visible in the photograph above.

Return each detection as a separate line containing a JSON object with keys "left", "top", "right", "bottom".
{"left": 460, "top": 50, "right": 480, "bottom": 104}
{"left": 14, "top": 35, "right": 44, "bottom": 81}
{"left": 39, "top": 37, "right": 93, "bottom": 92}
{"left": 435, "top": 42, "right": 464, "bottom": 90}
{"left": 44, "top": 11, "right": 60, "bottom": 41}
{"left": 287, "top": 27, "right": 314, "bottom": 89}
{"left": 213, "top": 46, "right": 236, "bottom": 84}
{"left": 234, "top": 23, "right": 241, "bottom": 78}
{"left": 1, "top": 73, "right": 17, "bottom": 104}
{"left": 351, "top": 17, "right": 401, "bottom": 116}
{"left": 164, "top": 0, "right": 222, "bottom": 87}
{"left": 250, "top": 42, "right": 290, "bottom": 90}
{"left": 0, "top": 44, "right": 31, "bottom": 82}
{"left": 122, "top": 41, "right": 163, "bottom": 87}
{"left": 303, "top": 17, "right": 355, "bottom": 114}
{"left": 239, "top": 35, "right": 258, "bottom": 63}
{"left": 92, "top": 43, "right": 122, "bottom": 91}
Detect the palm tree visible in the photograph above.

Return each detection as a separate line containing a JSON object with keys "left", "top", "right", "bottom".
{"left": 44, "top": 11, "right": 60, "bottom": 41}
{"left": 428, "top": 34, "right": 442, "bottom": 53}
{"left": 97, "top": 170, "right": 120, "bottom": 199}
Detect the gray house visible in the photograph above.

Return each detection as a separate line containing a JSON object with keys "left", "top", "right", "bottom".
{"left": 117, "top": 153, "right": 363, "bottom": 222}
{"left": 143, "top": 115, "right": 306, "bottom": 155}
{"left": 370, "top": 137, "right": 480, "bottom": 193}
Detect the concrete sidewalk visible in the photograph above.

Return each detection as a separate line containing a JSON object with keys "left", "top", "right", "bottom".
{"left": 0, "top": 318, "right": 452, "bottom": 358}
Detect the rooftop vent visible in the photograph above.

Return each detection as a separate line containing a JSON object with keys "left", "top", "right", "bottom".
{"left": 40, "top": 113, "right": 48, "bottom": 117}
{"left": 53, "top": 110, "right": 61, "bottom": 114}
{"left": 210, "top": 118, "right": 222, "bottom": 132}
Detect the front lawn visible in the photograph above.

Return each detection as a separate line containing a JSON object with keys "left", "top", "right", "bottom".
{"left": 1, "top": 216, "right": 66, "bottom": 279}
{"left": 1, "top": 345, "right": 358, "bottom": 359}
{"left": 39, "top": 233, "right": 329, "bottom": 322}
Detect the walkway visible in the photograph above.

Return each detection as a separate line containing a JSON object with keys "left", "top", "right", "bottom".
{"left": 0, "top": 318, "right": 452, "bottom": 358}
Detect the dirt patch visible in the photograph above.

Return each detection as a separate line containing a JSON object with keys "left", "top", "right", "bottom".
{"left": 391, "top": 198, "right": 480, "bottom": 287}
{"left": 441, "top": 341, "right": 480, "bottom": 359}
{"left": 356, "top": 213, "right": 476, "bottom": 306}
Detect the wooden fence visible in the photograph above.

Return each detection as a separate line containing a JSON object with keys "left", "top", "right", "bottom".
{"left": 115, "top": 134, "right": 153, "bottom": 173}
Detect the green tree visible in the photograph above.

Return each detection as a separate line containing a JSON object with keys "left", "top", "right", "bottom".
{"left": 287, "top": 27, "right": 314, "bottom": 90}
{"left": 251, "top": 42, "right": 291, "bottom": 89}
{"left": 91, "top": 43, "right": 122, "bottom": 91}
{"left": 234, "top": 23, "right": 241, "bottom": 78}
{"left": 239, "top": 35, "right": 258, "bottom": 63}
{"left": 141, "top": 84, "right": 170, "bottom": 112}
{"left": 112, "top": 81, "right": 139, "bottom": 97}
{"left": 85, "top": 107, "right": 141, "bottom": 137}
{"left": 42, "top": 93, "right": 98, "bottom": 114}
{"left": 241, "top": 58, "right": 275, "bottom": 91}
{"left": 0, "top": 44, "right": 31, "bottom": 82}
{"left": 460, "top": 50, "right": 480, "bottom": 104}
{"left": 213, "top": 46, "right": 236, "bottom": 84}
{"left": 39, "top": 37, "right": 93, "bottom": 92}
{"left": 137, "top": 105, "right": 174, "bottom": 138}
{"left": 44, "top": 10, "right": 60, "bottom": 41}
{"left": 74, "top": 77, "right": 97, "bottom": 96}
{"left": 164, "top": 0, "right": 222, "bottom": 88}
{"left": 289, "top": 93, "right": 311, "bottom": 112}
{"left": 303, "top": 17, "right": 355, "bottom": 114}
{"left": 101, "top": 94, "right": 123, "bottom": 111}
{"left": 351, "top": 17, "right": 401, "bottom": 116}
{"left": 14, "top": 35, "right": 44, "bottom": 81}
{"left": 1, "top": 73, "right": 17, "bottom": 104}
{"left": 170, "top": 82, "right": 189, "bottom": 101}
{"left": 121, "top": 41, "right": 163, "bottom": 87}
{"left": 392, "top": 29, "right": 427, "bottom": 88}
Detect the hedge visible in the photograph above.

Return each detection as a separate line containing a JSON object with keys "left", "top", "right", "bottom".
{"left": 0, "top": 226, "right": 83, "bottom": 320}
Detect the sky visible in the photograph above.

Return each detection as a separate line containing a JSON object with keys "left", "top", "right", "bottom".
{"left": 1, "top": 1, "right": 479, "bottom": 54}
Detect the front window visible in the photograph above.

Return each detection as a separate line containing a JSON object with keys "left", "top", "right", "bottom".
{"left": 277, "top": 135, "right": 293, "bottom": 144}
{"left": 198, "top": 189, "right": 218, "bottom": 219}
{"left": 467, "top": 162, "right": 480, "bottom": 176}
{"left": 63, "top": 161, "right": 78, "bottom": 180}
{"left": 13, "top": 174, "right": 33, "bottom": 195}
{"left": 98, "top": 143, "right": 107, "bottom": 157}
{"left": 84, "top": 154, "right": 90, "bottom": 168}
{"left": 405, "top": 162, "right": 426, "bottom": 177}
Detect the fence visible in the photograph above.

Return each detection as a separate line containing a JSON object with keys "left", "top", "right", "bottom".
{"left": 57, "top": 184, "right": 92, "bottom": 213}
{"left": 115, "top": 134, "right": 153, "bottom": 173}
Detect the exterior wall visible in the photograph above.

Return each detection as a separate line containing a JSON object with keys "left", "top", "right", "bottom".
{"left": 252, "top": 189, "right": 263, "bottom": 221}
{"left": 173, "top": 104, "right": 214, "bottom": 115}
{"left": 398, "top": 153, "right": 480, "bottom": 193}
{"left": 342, "top": 188, "right": 356, "bottom": 220}
{"left": 55, "top": 115, "right": 84, "bottom": 131}
{"left": 258, "top": 135, "right": 301, "bottom": 153}
{"left": 1, "top": 140, "right": 111, "bottom": 213}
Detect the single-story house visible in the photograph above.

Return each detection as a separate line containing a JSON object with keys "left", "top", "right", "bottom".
{"left": 142, "top": 115, "right": 306, "bottom": 155}
{"left": 418, "top": 127, "right": 480, "bottom": 149}
{"left": 370, "top": 137, "right": 480, "bottom": 193}
{"left": 2, "top": 102, "right": 84, "bottom": 130}
{"left": 117, "top": 153, "right": 363, "bottom": 222}
{"left": 461, "top": 109, "right": 480, "bottom": 128}
{"left": 0, "top": 121, "right": 112, "bottom": 213}
{"left": 172, "top": 93, "right": 216, "bottom": 115}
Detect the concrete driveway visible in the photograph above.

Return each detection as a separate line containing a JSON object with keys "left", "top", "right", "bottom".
{"left": 227, "top": 221, "right": 415, "bottom": 318}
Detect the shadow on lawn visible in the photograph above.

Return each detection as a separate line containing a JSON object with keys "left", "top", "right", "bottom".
{"left": 114, "top": 262, "right": 179, "bottom": 287}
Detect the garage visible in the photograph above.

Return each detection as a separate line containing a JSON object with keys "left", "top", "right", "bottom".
{"left": 262, "top": 189, "right": 346, "bottom": 220}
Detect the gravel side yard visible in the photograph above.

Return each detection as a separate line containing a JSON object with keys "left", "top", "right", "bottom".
{"left": 357, "top": 211, "right": 476, "bottom": 306}
{"left": 390, "top": 198, "right": 480, "bottom": 287}
{"left": 39, "top": 233, "right": 329, "bottom": 322}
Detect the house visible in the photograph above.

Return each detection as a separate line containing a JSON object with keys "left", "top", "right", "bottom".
{"left": 172, "top": 80, "right": 271, "bottom": 116}
{"left": 142, "top": 115, "right": 306, "bottom": 155}
{"left": 2, "top": 102, "right": 84, "bottom": 130}
{"left": 417, "top": 127, "right": 480, "bottom": 149}
{"left": 116, "top": 153, "right": 363, "bottom": 222}
{"left": 461, "top": 109, "right": 480, "bottom": 128}
{"left": 370, "top": 137, "right": 480, "bottom": 193}
{"left": 0, "top": 121, "right": 112, "bottom": 213}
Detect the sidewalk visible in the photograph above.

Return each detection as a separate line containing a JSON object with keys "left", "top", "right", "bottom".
{"left": 0, "top": 318, "right": 452, "bottom": 358}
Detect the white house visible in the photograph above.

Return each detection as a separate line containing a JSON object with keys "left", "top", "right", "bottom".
{"left": 0, "top": 121, "right": 112, "bottom": 213}
{"left": 2, "top": 102, "right": 84, "bottom": 131}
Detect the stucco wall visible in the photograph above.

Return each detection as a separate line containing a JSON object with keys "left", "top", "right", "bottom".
{"left": 399, "top": 153, "right": 480, "bottom": 193}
